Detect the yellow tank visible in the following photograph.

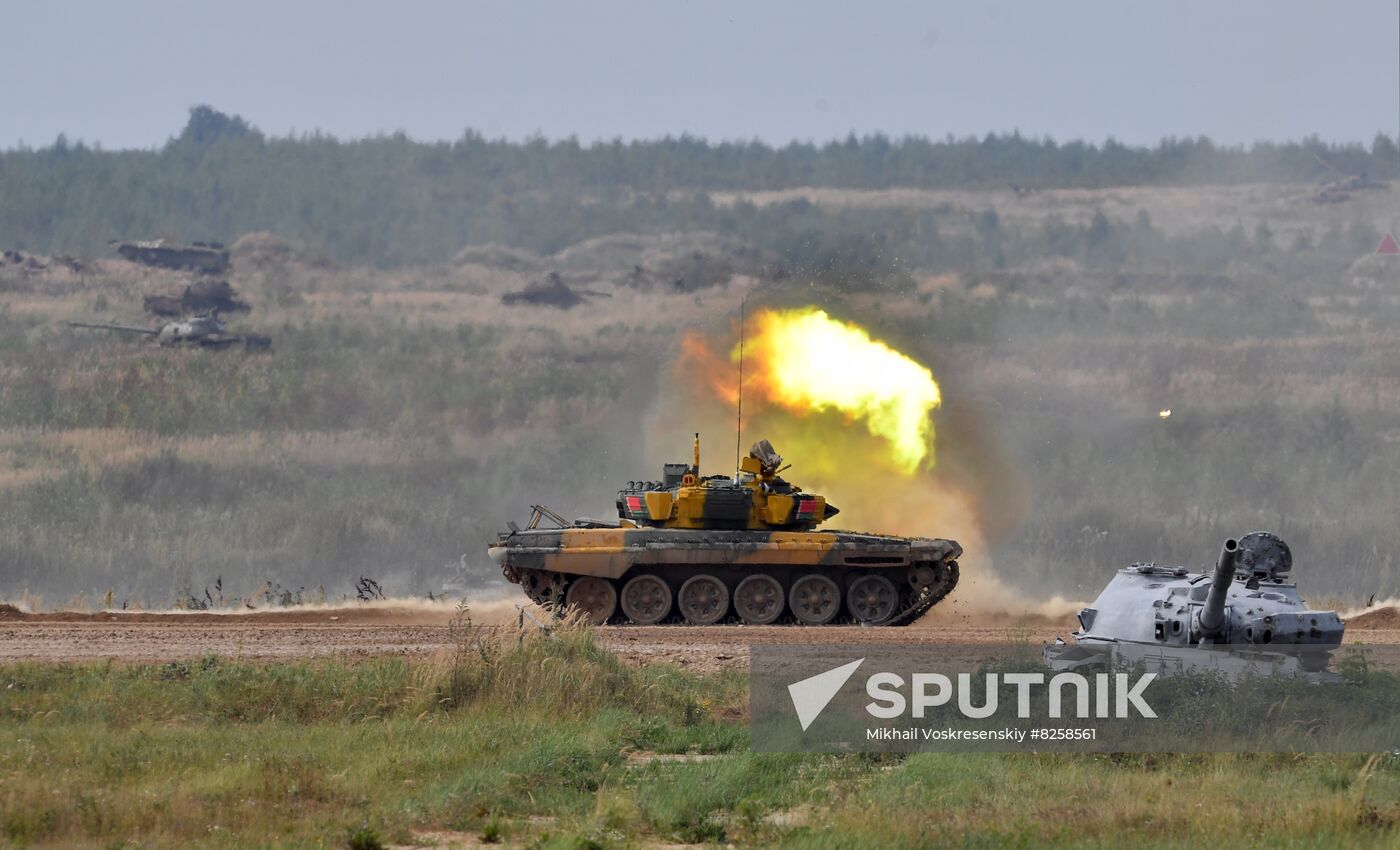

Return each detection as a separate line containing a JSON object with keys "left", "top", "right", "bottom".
{"left": 487, "top": 436, "right": 961, "bottom": 626}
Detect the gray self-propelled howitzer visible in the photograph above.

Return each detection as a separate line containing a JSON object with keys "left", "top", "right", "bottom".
{"left": 1044, "top": 532, "right": 1345, "bottom": 681}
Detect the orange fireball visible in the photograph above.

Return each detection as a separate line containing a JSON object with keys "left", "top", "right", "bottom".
{"left": 741, "top": 308, "right": 941, "bottom": 473}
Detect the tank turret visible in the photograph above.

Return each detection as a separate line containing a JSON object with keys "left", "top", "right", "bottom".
{"left": 1046, "top": 532, "right": 1345, "bottom": 680}
{"left": 615, "top": 437, "right": 839, "bottom": 531}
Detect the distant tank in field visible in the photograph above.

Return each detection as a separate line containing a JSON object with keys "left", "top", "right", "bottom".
{"left": 66, "top": 314, "right": 270, "bottom": 350}
{"left": 110, "top": 239, "right": 231, "bottom": 275}
{"left": 1044, "top": 532, "right": 1346, "bottom": 680}
{"left": 487, "top": 436, "right": 961, "bottom": 626}
{"left": 143, "top": 279, "right": 249, "bottom": 317}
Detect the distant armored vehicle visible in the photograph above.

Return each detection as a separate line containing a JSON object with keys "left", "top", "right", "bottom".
{"left": 110, "top": 239, "right": 231, "bottom": 274}
{"left": 143, "top": 279, "right": 249, "bottom": 317}
{"left": 487, "top": 437, "right": 961, "bottom": 625}
{"left": 501, "top": 272, "right": 609, "bottom": 309}
{"left": 66, "top": 315, "right": 270, "bottom": 350}
{"left": 1313, "top": 175, "right": 1388, "bottom": 204}
{"left": 1310, "top": 156, "right": 1389, "bottom": 204}
{"left": 1045, "top": 532, "right": 1345, "bottom": 680}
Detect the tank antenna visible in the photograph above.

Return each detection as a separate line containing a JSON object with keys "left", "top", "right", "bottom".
{"left": 735, "top": 295, "right": 746, "bottom": 476}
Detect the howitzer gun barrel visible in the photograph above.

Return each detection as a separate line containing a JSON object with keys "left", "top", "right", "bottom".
{"left": 1199, "top": 537, "right": 1239, "bottom": 637}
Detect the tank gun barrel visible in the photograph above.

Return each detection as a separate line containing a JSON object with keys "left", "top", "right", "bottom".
{"left": 65, "top": 321, "right": 157, "bottom": 336}
{"left": 1199, "top": 537, "right": 1239, "bottom": 637}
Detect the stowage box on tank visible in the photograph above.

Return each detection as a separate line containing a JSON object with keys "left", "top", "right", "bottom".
{"left": 487, "top": 436, "right": 961, "bottom": 625}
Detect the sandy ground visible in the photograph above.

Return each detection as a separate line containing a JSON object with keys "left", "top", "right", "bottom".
{"left": 3, "top": 601, "right": 1398, "bottom": 670}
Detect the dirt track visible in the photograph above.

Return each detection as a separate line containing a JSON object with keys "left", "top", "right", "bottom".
{"left": 4, "top": 603, "right": 1399, "bottom": 670}
{"left": 0, "top": 622, "right": 1057, "bottom": 672}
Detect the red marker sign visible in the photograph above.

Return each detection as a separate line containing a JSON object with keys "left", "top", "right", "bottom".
{"left": 1377, "top": 233, "right": 1400, "bottom": 255}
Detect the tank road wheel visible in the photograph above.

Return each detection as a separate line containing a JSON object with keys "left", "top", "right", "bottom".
{"left": 564, "top": 576, "right": 617, "bottom": 625}
{"left": 621, "top": 574, "right": 673, "bottom": 625}
{"left": 789, "top": 574, "right": 841, "bottom": 625}
{"left": 847, "top": 575, "right": 899, "bottom": 624}
{"left": 733, "top": 574, "right": 785, "bottom": 625}
{"left": 678, "top": 574, "right": 730, "bottom": 625}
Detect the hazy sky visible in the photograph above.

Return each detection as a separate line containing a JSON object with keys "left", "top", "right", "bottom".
{"left": 3, "top": 0, "right": 1397, "bottom": 149}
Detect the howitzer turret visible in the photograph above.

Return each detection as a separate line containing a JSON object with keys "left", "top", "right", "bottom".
{"left": 1045, "top": 532, "right": 1345, "bottom": 680}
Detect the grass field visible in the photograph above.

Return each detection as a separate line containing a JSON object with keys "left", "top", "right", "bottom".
{"left": 1, "top": 622, "right": 1398, "bottom": 850}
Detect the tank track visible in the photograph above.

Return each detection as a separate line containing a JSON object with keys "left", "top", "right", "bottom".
{"left": 503, "top": 564, "right": 567, "bottom": 608}
{"left": 505, "top": 560, "right": 960, "bottom": 626}
{"left": 885, "top": 560, "right": 959, "bottom": 626}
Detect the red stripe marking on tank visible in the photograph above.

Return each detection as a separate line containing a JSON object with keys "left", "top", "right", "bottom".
{"left": 626, "top": 495, "right": 644, "bottom": 511}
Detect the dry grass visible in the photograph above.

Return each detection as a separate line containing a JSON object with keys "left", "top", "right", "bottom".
{"left": 1, "top": 634, "right": 1396, "bottom": 849}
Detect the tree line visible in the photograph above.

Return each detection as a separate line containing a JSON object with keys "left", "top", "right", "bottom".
{"left": 1, "top": 106, "right": 1394, "bottom": 267}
